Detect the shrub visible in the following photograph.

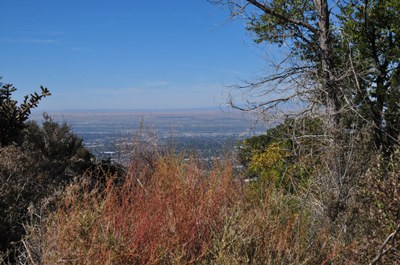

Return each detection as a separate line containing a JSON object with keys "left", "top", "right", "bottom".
{"left": 0, "top": 145, "right": 40, "bottom": 252}
{"left": 22, "top": 114, "right": 94, "bottom": 179}
{"left": 237, "top": 117, "right": 325, "bottom": 168}
{"left": 15, "top": 117, "right": 400, "bottom": 264}
{"left": 347, "top": 150, "right": 400, "bottom": 263}
{"left": 0, "top": 115, "right": 94, "bottom": 257}
{"left": 18, "top": 146, "right": 346, "bottom": 264}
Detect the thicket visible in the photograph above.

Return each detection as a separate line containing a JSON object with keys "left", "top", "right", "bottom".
{"left": 1, "top": 86, "right": 399, "bottom": 263}
{"left": 9, "top": 128, "right": 399, "bottom": 264}
{"left": 0, "top": 84, "right": 103, "bottom": 261}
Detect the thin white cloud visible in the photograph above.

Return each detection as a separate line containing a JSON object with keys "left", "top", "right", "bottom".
{"left": 16, "top": 31, "right": 64, "bottom": 36}
{"left": 0, "top": 38, "right": 58, "bottom": 44}
{"left": 93, "top": 87, "right": 144, "bottom": 95}
{"left": 142, "top": 80, "right": 171, "bottom": 87}
{"left": 68, "top": 47, "right": 93, "bottom": 52}
{"left": 178, "top": 63, "right": 245, "bottom": 76}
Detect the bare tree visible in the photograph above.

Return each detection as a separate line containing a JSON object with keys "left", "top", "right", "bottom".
{"left": 210, "top": 0, "right": 344, "bottom": 126}
{"left": 212, "top": 0, "right": 400, "bottom": 153}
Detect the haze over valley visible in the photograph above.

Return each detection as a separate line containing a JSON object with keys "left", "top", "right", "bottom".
{"left": 31, "top": 109, "right": 265, "bottom": 163}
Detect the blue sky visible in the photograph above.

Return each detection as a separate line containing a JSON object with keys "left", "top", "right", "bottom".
{"left": 0, "top": 0, "right": 267, "bottom": 110}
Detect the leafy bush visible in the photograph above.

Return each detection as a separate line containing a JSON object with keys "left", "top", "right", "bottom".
{"left": 22, "top": 114, "right": 93, "bottom": 179}
{"left": 237, "top": 117, "right": 324, "bottom": 168}
{"left": 237, "top": 118, "right": 324, "bottom": 202}
{"left": 0, "top": 115, "right": 94, "bottom": 257}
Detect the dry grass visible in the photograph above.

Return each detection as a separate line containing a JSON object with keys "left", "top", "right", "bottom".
{"left": 18, "top": 150, "right": 351, "bottom": 264}
{"left": 17, "top": 139, "right": 387, "bottom": 264}
{"left": 24, "top": 152, "right": 241, "bottom": 264}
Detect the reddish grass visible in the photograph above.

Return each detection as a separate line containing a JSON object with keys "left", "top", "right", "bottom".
{"left": 21, "top": 148, "right": 359, "bottom": 264}
{"left": 37, "top": 153, "right": 240, "bottom": 264}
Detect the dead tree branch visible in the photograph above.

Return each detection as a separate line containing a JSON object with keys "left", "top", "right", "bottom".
{"left": 370, "top": 222, "right": 400, "bottom": 265}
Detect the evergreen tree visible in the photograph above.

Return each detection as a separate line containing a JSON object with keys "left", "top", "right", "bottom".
{"left": 211, "top": 0, "right": 400, "bottom": 152}
{"left": 0, "top": 83, "right": 50, "bottom": 147}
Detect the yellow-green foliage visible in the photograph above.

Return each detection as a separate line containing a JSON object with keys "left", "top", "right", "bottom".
{"left": 247, "top": 142, "right": 311, "bottom": 196}
{"left": 246, "top": 142, "right": 290, "bottom": 200}
{"left": 249, "top": 142, "right": 290, "bottom": 177}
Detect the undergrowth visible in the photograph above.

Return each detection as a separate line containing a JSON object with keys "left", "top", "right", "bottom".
{"left": 13, "top": 129, "right": 400, "bottom": 264}
{"left": 16, "top": 149, "right": 354, "bottom": 265}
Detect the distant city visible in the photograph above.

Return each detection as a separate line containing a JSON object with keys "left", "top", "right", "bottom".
{"left": 31, "top": 110, "right": 266, "bottom": 164}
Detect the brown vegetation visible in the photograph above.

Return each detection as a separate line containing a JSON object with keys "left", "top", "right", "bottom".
{"left": 13, "top": 131, "right": 400, "bottom": 264}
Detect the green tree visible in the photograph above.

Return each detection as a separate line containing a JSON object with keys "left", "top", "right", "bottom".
{"left": 0, "top": 83, "right": 51, "bottom": 147}
{"left": 340, "top": 0, "right": 400, "bottom": 152}
{"left": 211, "top": 0, "right": 400, "bottom": 152}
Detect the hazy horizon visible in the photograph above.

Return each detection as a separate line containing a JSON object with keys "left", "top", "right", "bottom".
{"left": 30, "top": 105, "right": 231, "bottom": 113}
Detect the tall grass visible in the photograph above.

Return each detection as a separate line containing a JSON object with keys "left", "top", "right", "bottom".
{"left": 17, "top": 145, "right": 365, "bottom": 264}
{"left": 22, "top": 151, "right": 242, "bottom": 264}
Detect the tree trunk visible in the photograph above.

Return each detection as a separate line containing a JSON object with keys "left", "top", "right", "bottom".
{"left": 314, "top": 0, "right": 340, "bottom": 126}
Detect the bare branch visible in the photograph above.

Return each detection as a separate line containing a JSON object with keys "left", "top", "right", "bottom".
{"left": 370, "top": 222, "right": 400, "bottom": 265}
{"left": 246, "top": 0, "right": 318, "bottom": 33}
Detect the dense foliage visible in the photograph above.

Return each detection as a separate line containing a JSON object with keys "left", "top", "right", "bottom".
{"left": 0, "top": 118, "right": 95, "bottom": 254}
{"left": 0, "top": 86, "right": 97, "bottom": 259}
{"left": 0, "top": 84, "right": 50, "bottom": 147}
{"left": 213, "top": 0, "right": 400, "bottom": 153}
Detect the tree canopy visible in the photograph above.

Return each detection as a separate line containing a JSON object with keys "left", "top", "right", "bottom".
{"left": 212, "top": 0, "right": 400, "bottom": 152}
